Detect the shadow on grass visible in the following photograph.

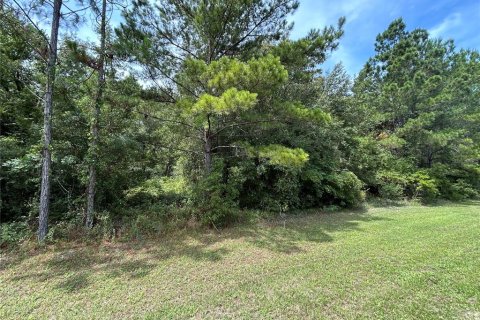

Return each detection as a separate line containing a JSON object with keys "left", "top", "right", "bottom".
{"left": 421, "top": 199, "right": 480, "bottom": 208}
{"left": 367, "top": 198, "right": 480, "bottom": 209}
{"left": 56, "top": 272, "right": 90, "bottom": 292}
{"left": 366, "top": 198, "right": 412, "bottom": 208}
{"left": 3, "top": 208, "right": 391, "bottom": 292}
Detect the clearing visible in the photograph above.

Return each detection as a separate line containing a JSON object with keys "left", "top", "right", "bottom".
{"left": 1, "top": 202, "right": 479, "bottom": 319}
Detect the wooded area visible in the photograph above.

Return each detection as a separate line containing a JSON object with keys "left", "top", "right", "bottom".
{"left": 1, "top": 0, "right": 479, "bottom": 244}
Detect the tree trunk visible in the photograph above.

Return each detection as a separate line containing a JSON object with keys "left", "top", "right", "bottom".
{"left": 0, "top": 123, "right": 2, "bottom": 222}
{"left": 203, "top": 114, "right": 213, "bottom": 173}
{"left": 38, "top": 0, "right": 62, "bottom": 242}
{"left": 204, "top": 129, "right": 212, "bottom": 173}
{"left": 86, "top": 0, "right": 107, "bottom": 229}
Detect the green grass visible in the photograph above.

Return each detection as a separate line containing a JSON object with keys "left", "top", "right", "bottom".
{"left": 1, "top": 202, "right": 479, "bottom": 319}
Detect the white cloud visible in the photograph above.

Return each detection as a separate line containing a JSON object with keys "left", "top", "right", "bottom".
{"left": 338, "top": 0, "right": 376, "bottom": 22}
{"left": 290, "top": 0, "right": 382, "bottom": 38}
{"left": 291, "top": 0, "right": 480, "bottom": 75}
{"left": 429, "top": 12, "right": 462, "bottom": 38}
{"left": 427, "top": 4, "right": 479, "bottom": 51}
{"left": 290, "top": 0, "right": 387, "bottom": 75}
{"left": 324, "top": 44, "right": 360, "bottom": 75}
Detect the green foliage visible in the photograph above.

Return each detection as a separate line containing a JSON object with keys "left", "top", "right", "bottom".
{"left": 125, "top": 176, "right": 189, "bottom": 205}
{"left": 324, "top": 171, "right": 366, "bottom": 207}
{"left": 353, "top": 18, "right": 480, "bottom": 202}
{"left": 117, "top": 0, "right": 299, "bottom": 70}
{"left": 377, "top": 171, "right": 409, "bottom": 200}
{"left": 410, "top": 171, "right": 439, "bottom": 203}
{"left": 284, "top": 102, "right": 332, "bottom": 123}
{"left": 2, "top": 2, "right": 480, "bottom": 245}
{"left": 192, "top": 89, "right": 257, "bottom": 116}
{"left": 378, "top": 183, "right": 405, "bottom": 200}
{"left": 447, "top": 180, "right": 479, "bottom": 201}
{"left": 0, "top": 222, "right": 31, "bottom": 247}
{"left": 272, "top": 17, "right": 345, "bottom": 82}
{"left": 247, "top": 144, "right": 309, "bottom": 168}
{"left": 128, "top": 213, "right": 164, "bottom": 240}
{"left": 192, "top": 160, "right": 246, "bottom": 227}
{"left": 0, "top": 13, "right": 43, "bottom": 215}
{"left": 202, "top": 55, "right": 289, "bottom": 92}
{"left": 254, "top": 170, "right": 301, "bottom": 212}
{"left": 427, "top": 164, "right": 480, "bottom": 201}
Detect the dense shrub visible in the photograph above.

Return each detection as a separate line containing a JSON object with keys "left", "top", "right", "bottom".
{"left": 425, "top": 164, "right": 480, "bottom": 201}
{"left": 379, "top": 182, "right": 405, "bottom": 200}
{"left": 0, "top": 222, "right": 31, "bottom": 247}
{"left": 409, "top": 171, "right": 440, "bottom": 203}
{"left": 192, "top": 160, "right": 246, "bottom": 227}
{"left": 447, "top": 180, "right": 480, "bottom": 201}
{"left": 323, "top": 171, "right": 365, "bottom": 207}
{"left": 125, "top": 176, "right": 189, "bottom": 206}
{"left": 377, "top": 171, "right": 409, "bottom": 200}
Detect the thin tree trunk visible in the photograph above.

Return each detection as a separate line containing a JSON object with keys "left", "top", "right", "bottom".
{"left": 204, "top": 131, "right": 212, "bottom": 173}
{"left": 86, "top": 0, "right": 107, "bottom": 228}
{"left": 203, "top": 115, "right": 212, "bottom": 173}
{"left": 0, "top": 123, "right": 2, "bottom": 223}
{"left": 38, "top": 0, "right": 62, "bottom": 242}
{"left": 0, "top": 2, "right": 2, "bottom": 219}
{"left": 1, "top": 0, "right": 5, "bottom": 223}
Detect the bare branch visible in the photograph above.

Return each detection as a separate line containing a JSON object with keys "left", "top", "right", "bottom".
{"left": 9, "top": 0, "right": 50, "bottom": 47}
{"left": 212, "top": 119, "right": 283, "bottom": 137}
{"left": 136, "top": 111, "right": 201, "bottom": 132}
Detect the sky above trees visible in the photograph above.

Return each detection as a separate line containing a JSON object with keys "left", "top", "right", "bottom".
{"left": 74, "top": 0, "right": 479, "bottom": 76}
{"left": 291, "top": 0, "right": 480, "bottom": 75}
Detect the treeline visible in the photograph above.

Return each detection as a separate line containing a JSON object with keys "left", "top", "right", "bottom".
{"left": 1, "top": 0, "right": 479, "bottom": 244}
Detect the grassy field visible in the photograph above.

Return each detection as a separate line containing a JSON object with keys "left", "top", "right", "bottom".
{"left": 1, "top": 202, "right": 479, "bottom": 319}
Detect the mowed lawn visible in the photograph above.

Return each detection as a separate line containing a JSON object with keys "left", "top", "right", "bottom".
{"left": 1, "top": 203, "right": 479, "bottom": 319}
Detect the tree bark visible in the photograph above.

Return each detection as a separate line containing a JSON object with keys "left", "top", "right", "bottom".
{"left": 203, "top": 114, "right": 212, "bottom": 173}
{"left": 204, "top": 129, "right": 212, "bottom": 173}
{"left": 38, "top": 0, "right": 62, "bottom": 242}
{"left": 0, "top": 0, "right": 2, "bottom": 219}
{"left": 86, "top": 0, "right": 107, "bottom": 229}
{"left": 0, "top": 121, "right": 3, "bottom": 222}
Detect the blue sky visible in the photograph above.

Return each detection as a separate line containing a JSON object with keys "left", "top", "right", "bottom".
{"left": 289, "top": 0, "right": 480, "bottom": 75}
{"left": 72, "top": 0, "right": 480, "bottom": 76}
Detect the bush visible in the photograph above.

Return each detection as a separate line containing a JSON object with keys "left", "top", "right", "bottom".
{"left": 324, "top": 170, "right": 366, "bottom": 207}
{"left": 299, "top": 166, "right": 325, "bottom": 208}
{"left": 300, "top": 167, "right": 365, "bottom": 208}
{"left": 89, "top": 210, "right": 115, "bottom": 240}
{"left": 192, "top": 159, "right": 246, "bottom": 227}
{"left": 377, "top": 171, "right": 408, "bottom": 200}
{"left": 445, "top": 180, "right": 479, "bottom": 201}
{"left": 410, "top": 171, "right": 439, "bottom": 203}
{"left": 128, "top": 213, "right": 164, "bottom": 240}
{"left": 258, "top": 170, "right": 301, "bottom": 212}
{"left": 239, "top": 160, "right": 303, "bottom": 212}
{"left": 337, "top": 171, "right": 366, "bottom": 207}
{"left": 379, "top": 182, "right": 405, "bottom": 200}
{"left": 1, "top": 222, "right": 31, "bottom": 247}
{"left": 125, "top": 176, "right": 189, "bottom": 206}
{"left": 427, "top": 164, "right": 480, "bottom": 201}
